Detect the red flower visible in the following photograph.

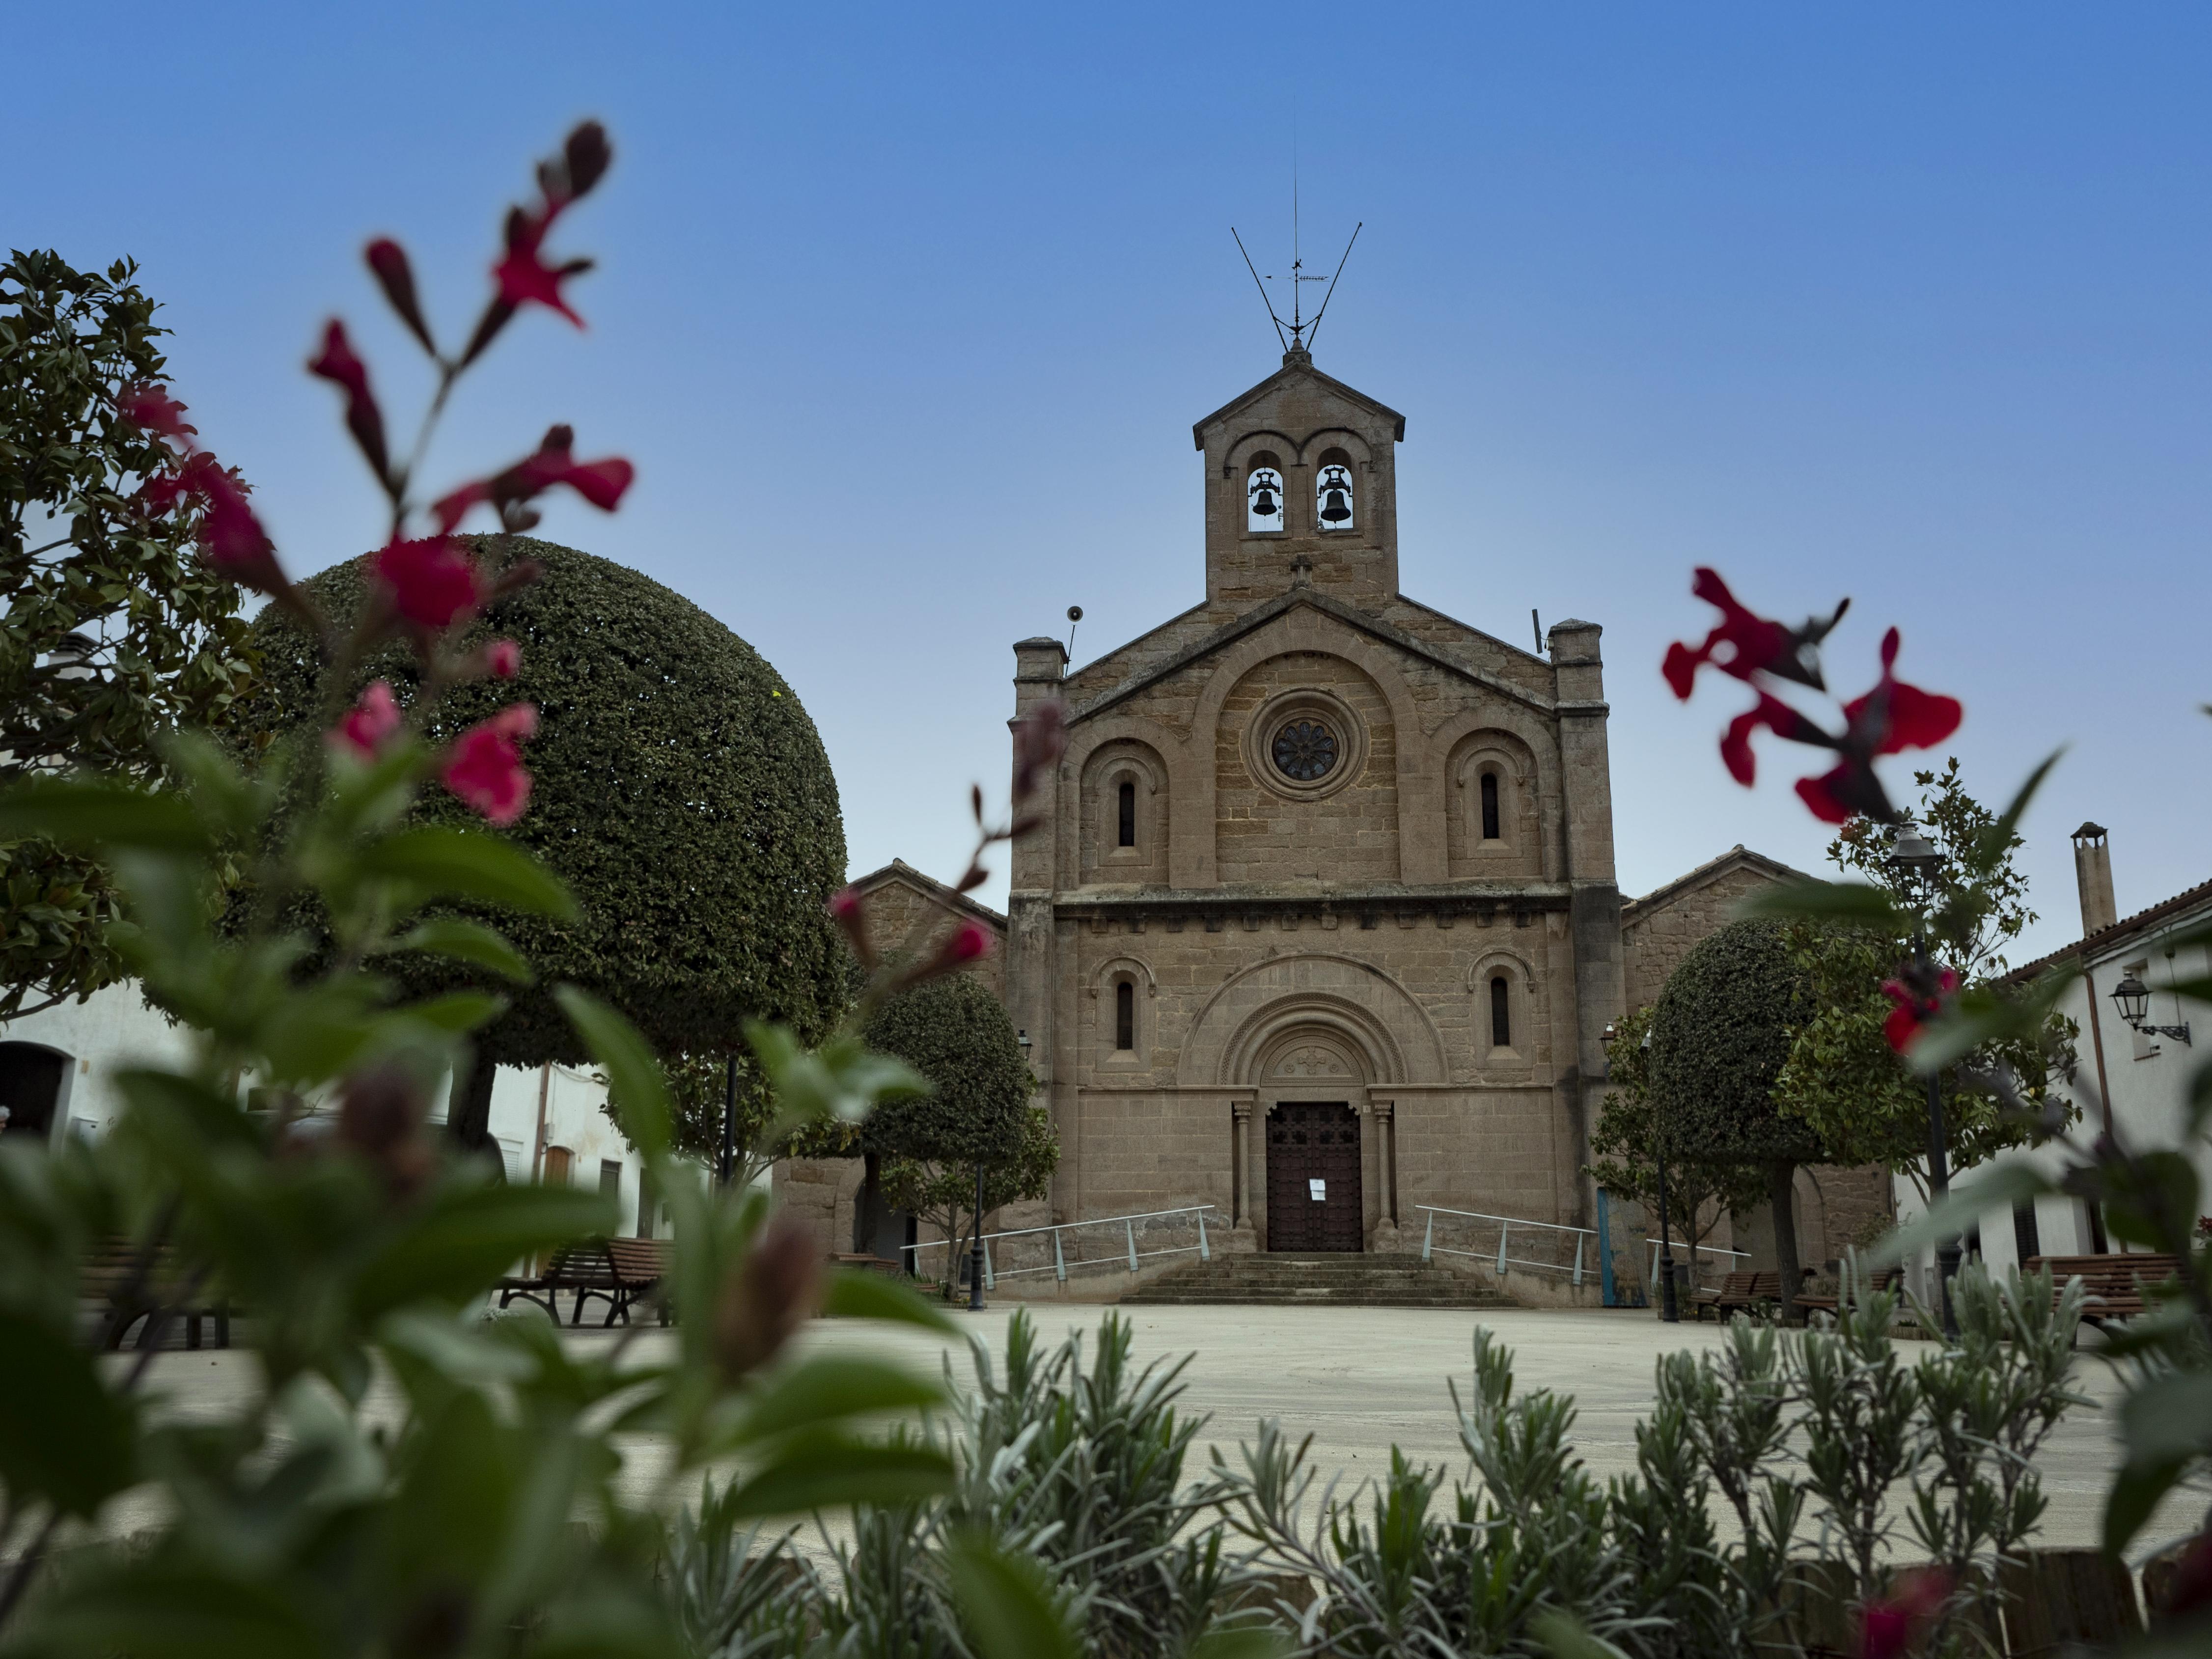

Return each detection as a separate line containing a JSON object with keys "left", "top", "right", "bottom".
{"left": 115, "top": 384, "right": 195, "bottom": 442}
{"left": 1881, "top": 969, "right": 1960, "bottom": 1053}
{"left": 1841, "top": 628, "right": 1963, "bottom": 759}
{"left": 196, "top": 462, "right": 285, "bottom": 592}
{"left": 1856, "top": 1568, "right": 1951, "bottom": 1659}
{"left": 485, "top": 639, "right": 521, "bottom": 679}
{"left": 364, "top": 238, "right": 436, "bottom": 356}
{"left": 430, "top": 425, "right": 635, "bottom": 534}
{"left": 1719, "top": 692, "right": 1827, "bottom": 785}
{"left": 493, "top": 208, "right": 593, "bottom": 328}
{"left": 441, "top": 704, "right": 537, "bottom": 826}
{"left": 370, "top": 537, "right": 486, "bottom": 631}
{"left": 333, "top": 681, "right": 402, "bottom": 757}
{"left": 307, "top": 320, "right": 389, "bottom": 481}
{"left": 941, "top": 919, "right": 994, "bottom": 966}
{"left": 1664, "top": 569, "right": 1827, "bottom": 698}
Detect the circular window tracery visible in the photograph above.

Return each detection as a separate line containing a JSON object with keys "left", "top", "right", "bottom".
{"left": 1272, "top": 719, "right": 1339, "bottom": 782}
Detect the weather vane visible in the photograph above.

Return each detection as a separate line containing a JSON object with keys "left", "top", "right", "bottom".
{"left": 1232, "top": 163, "right": 1360, "bottom": 357}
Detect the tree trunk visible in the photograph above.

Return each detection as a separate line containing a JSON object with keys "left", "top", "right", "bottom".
{"left": 447, "top": 1049, "right": 500, "bottom": 1171}
{"left": 1769, "top": 1161, "right": 1801, "bottom": 1324}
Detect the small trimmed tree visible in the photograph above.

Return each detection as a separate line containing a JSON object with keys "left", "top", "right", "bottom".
{"left": 234, "top": 536, "right": 849, "bottom": 1150}
{"left": 858, "top": 970, "right": 1035, "bottom": 1292}
{"left": 1648, "top": 917, "right": 1827, "bottom": 1317}
{"left": 1587, "top": 1002, "right": 1767, "bottom": 1283}
{"left": 882, "top": 1104, "right": 1058, "bottom": 1291}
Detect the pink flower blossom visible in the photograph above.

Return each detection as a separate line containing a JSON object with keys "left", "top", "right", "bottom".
{"left": 943, "top": 919, "right": 993, "bottom": 965}
{"left": 1856, "top": 1568, "right": 1951, "bottom": 1659}
{"left": 307, "top": 320, "right": 389, "bottom": 481}
{"left": 195, "top": 462, "right": 284, "bottom": 592}
{"left": 485, "top": 639, "right": 521, "bottom": 679}
{"left": 1663, "top": 568, "right": 1806, "bottom": 699}
{"left": 441, "top": 704, "right": 538, "bottom": 826}
{"left": 1881, "top": 969, "right": 1960, "bottom": 1054}
{"left": 333, "top": 681, "right": 402, "bottom": 757}
{"left": 493, "top": 208, "right": 592, "bottom": 328}
{"left": 364, "top": 238, "right": 436, "bottom": 356}
{"left": 430, "top": 425, "right": 634, "bottom": 533}
{"left": 370, "top": 537, "right": 486, "bottom": 631}
{"left": 115, "top": 384, "right": 195, "bottom": 442}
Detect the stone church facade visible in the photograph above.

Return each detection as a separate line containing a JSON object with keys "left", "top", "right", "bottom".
{"left": 780, "top": 348, "right": 1892, "bottom": 1291}
{"left": 1002, "top": 347, "right": 1627, "bottom": 1257}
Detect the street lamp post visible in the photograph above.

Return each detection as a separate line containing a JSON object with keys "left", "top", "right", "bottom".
{"left": 1891, "top": 825, "right": 1959, "bottom": 1341}
{"left": 719, "top": 1054, "right": 737, "bottom": 1188}
{"left": 1642, "top": 1026, "right": 1680, "bottom": 1324}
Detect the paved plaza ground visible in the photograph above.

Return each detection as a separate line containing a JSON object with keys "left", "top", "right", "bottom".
{"left": 116, "top": 1301, "right": 2158, "bottom": 1555}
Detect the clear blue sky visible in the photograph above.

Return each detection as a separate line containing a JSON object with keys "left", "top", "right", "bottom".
{"left": 11, "top": 4, "right": 2210, "bottom": 964}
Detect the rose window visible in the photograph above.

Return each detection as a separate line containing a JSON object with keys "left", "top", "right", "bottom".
{"left": 1272, "top": 719, "right": 1338, "bottom": 782}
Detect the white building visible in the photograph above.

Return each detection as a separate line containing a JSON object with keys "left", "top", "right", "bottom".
{"left": 0, "top": 980, "right": 661, "bottom": 1236}
{"left": 1908, "top": 822, "right": 2211, "bottom": 1283}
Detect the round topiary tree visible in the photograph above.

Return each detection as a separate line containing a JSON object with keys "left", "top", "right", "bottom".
{"left": 1647, "top": 916, "right": 1827, "bottom": 1317}
{"left": 234, "top": 535, "right": 850, "bottom": 1149}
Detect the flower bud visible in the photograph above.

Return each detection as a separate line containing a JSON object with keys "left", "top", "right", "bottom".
{"left": 337, "top": 1061, "right": 435, "bottom": 1199}
{"left": 713, "top": 1215, "right": 820, "bottom": 1382}
{"left": 485, "top": 640, "right": 521, "bottom": 679}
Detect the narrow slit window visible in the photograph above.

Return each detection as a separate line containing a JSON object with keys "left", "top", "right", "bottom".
{"left": 1117, "top": 780, "right": 1136, "bottom": 847}
{"left": 1489, "top": 975, "right": 1511, "bottom": 1048}
{"left": 1480, "top": 772, "right": 1501, "bottom": 841}
{"left": 1114, "top": 981, "right": 1135, "bottom": 1051}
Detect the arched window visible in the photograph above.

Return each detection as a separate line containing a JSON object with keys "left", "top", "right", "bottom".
{"left": 1246, "top": 453, "right": 1285, "bottom": 532}
{"left": 1489, "top": 975, "right": 1511, "bottom": 1048}
{"left": 1314, "top": 447, "right": 1355, "bottom": 531}
{"left": 1117, "top": 780, "right": 1136, "bottom": 847}
{"left": 1114, "top": 981, "right": 1135, "bottom": 1051}
{"left": 1479, "top": 772, "right": 1501, "bottom": 841}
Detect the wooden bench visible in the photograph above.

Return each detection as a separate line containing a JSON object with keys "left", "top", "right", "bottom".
{"left": 1795, "top": 1265, "right": 1906, "bottom": 1316}
{"left": 2024, "top": 1253, "right": 2183, "bottom": 1326}
{"left": 500, "top": 1238, "right": 670, "bottom": 1327}
{"left": 82, "top": 1238, "right": 231, "bottom": 1351}
{"left": 1692, "top": 1269, "right": 1819, "bottom": 1322}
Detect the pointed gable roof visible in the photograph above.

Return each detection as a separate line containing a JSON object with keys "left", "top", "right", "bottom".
{"left": 1191, "top": 356, "right": 1406, "bottom": 449}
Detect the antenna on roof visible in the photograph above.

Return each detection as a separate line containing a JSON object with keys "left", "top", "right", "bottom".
{"left": 1231, "top": 134, "right": 1361, "bottom": 357}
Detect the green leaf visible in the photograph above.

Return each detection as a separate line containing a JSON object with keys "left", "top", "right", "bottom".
{"left": 1905, "top": 968, "right": 2078, "bottom": 1075}
{"left": 359, "top": 826, "right": 578, "bottom": 920}
{"left": 1973, "top": 748, "right": 2064, "bottom": 872}
{"left": 2104, "top": 1455, "right": 2188, "bottom": 1556}
{"left": 555, "top": 985, "right": 671, "bottom": 1160}
{"left": 112, "top": 1067, "right": 259, "bottom": 1151}
{"left": 943, "top": 1533, "right": 1082, "bottom": 1659}
{"left": 22, "top": 1567, "right": 323, "bottom": 1659}
{"left": 384, "top": 916, "right": 534, "bottom": 984}
{"left": 1190, "top": 1631, "right": 1293, "bottom": 1659}
{"left": 1867, "top": 1163, "right": 2051, "bottom": 1270}
{"left": 726, "top": 1355, "right": 944, "bottom": 1447}
{"left": 2117, "top": 1370, "right": 2212, "bottom": 1465}
{"left": 1533, "top": 1611, "right": 1632, "bottom": 1659}
{"left": 353, "top": 1185, "right": 614, "bottom": 1316}
{"left": 0, "top": 1311, "right": 135, "bottom": 1517}
{"left": 399, "top": 990, "right": 510, "bottom": 1036}
{"left": 819, "top": 1266, "right": 964, "bottom": 1336}
{"left": 1736, "top": 878, "right": 1907, "bottom": 931}
{"left": 0, "top": 775, "right": 208, "bottom": 852}
{"left": 719, "top": 1431, "right": 955, "bottom": 1517}
{"left": 747, "top": 1022, "right": 931, "bottom": 1129}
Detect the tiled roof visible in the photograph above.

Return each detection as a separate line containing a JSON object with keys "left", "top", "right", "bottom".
{"left": 1621, "top": 844, "right": 1812, "bottom": 921}
{"left": 2008, "top": 877, "right": 2212, "bottom": 980}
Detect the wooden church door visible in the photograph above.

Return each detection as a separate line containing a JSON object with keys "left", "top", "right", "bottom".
{"left": 1264, "top": 1103, "right": 1363, "bottom": 1251}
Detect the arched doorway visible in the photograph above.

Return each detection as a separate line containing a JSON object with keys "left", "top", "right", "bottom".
{"left": 1265, "top": 1101, "right": 1363, "bottom": 1251}
{"left": 0, "top": 1042, "right": 70, "bottom": 1142}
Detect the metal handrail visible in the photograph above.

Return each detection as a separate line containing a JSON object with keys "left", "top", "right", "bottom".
{"left": 1414, "top": 1205, "right": 1594, "bottom": 1286}
{"left": 904, "top": 1204, "right": 1217, "bottom": 1288}
{"left": 1647, "top": 1238, "right": 1750, "bottom": 1292}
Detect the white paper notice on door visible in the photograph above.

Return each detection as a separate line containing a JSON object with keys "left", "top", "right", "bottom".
{"left": 1308, "top": 1179, "right": 1327, "bottom": 1202}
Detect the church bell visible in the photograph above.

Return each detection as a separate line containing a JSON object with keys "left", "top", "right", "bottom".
{"left": 1250, "top": 484, "right": 1278, "bottom": 518}
{"left": 1320, "top": 487, "right": 1350, "bottom": 524}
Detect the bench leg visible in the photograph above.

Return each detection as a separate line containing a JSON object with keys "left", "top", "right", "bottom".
{"left": 216, "top": 1305, "right": 231, "bottom": 1349}
{"left": 187, "top": 1311, "right": 202, "bottom": 1351}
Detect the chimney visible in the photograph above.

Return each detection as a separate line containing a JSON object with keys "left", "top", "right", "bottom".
{"left": 2072, "top": 822, "right": 2117, "bottom": 937}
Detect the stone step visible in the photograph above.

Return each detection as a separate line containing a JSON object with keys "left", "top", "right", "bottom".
{"left": 1118, "top": 1251, "right": 1518, "bottom": 1309}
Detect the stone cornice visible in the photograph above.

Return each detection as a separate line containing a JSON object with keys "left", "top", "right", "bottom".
{"left": 1067, "top": 589, "right": 1559, "bottom": 727}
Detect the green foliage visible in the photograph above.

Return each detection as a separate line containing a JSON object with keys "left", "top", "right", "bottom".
{"left": 1585, "top": 1003, "right": 1767, "bottom": 1265}
{"left": 1647, "top": 918, "right": 1824, "bottom": 1171}
{"left": 1773, "top": 762, "right": 2076, "bottom": 1192}
{"left": 231, "top": 537, "right": 850, "bottom": 1070}
{"left": 859, "top": 970, "right": 1032, "bottom": 1166}
{"left": 885, "top": 1103, "right": 1061, "bottom": 1290}
{"left": 0, "top": 249, "right": 259, "bottom": 1017}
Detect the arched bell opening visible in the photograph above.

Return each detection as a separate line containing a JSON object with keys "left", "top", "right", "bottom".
{"left": 1314, "top": 446, "right": 1355, "bottom": 533}
{"left": 1246, "top": 452, "right": 1286, "bottom": 533}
